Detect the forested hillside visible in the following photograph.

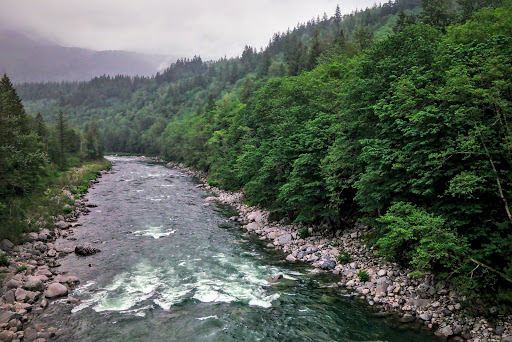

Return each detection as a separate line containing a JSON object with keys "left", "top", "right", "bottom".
{"left": 0, "top": 73, "right": 105, "bottom": 243}
{"left": 15, "top": 0, "right": 512, "bottom": 311}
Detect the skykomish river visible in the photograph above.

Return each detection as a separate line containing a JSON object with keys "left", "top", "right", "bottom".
{"left": 34, "top": 157, "right": 440, "bottom": 341}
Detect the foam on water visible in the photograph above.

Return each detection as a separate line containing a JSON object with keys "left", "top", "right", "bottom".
{"left": 133, "top": 225, "right": 176, "bottom": 239}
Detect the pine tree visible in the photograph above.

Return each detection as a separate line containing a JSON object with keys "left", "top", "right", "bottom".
{"left": 421, "top": 0, "right": 453, "bottom": 31}
{"left": 57, "top": 110, "right": 67, "bottom": 168}
{"left": 335, "top": 5, "right": 342, "bottom": 26}
{"left": 307, "top": 29, "right": 322, "bottom": 71}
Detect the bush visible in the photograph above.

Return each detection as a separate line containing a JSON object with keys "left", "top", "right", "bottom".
{"left": 298, "top": 227, "right": 311, "bottom": 239}
{"left": 376, "top": 202, "right": 468, "bottom": 272}
{"left": 15, "top": 265, "right": 27, "bottom": 273}
{"left": 357, "top": 270, "right": 370, "bottom": 282}
{"left": 337, "top": 252, "right": 351, "bottom": 264}
{"left": 0, "top": 254, "right": 10, "bottom": 267}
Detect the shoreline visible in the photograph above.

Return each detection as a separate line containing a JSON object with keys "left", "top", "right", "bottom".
{"left": 0, "top": 165, "right": 113, "bottom": 342}
{"left": 167, "top": 161, "right": 512, "bottom": 342}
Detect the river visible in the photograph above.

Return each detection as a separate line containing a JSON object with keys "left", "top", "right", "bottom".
{"left": 33, "top": 157, "right": 440, "bottom": 341}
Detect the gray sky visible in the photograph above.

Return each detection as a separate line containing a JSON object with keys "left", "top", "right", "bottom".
{"left": 0, "top": 0, "right": 381, "bottom": 59}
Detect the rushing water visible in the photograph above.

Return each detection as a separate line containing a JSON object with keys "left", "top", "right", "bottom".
{"left": 36, "top": 157, "right": 440, "bottom": 341}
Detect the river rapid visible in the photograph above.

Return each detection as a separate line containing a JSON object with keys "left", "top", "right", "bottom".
{"left": 33, "top": 157, "right": 440, "bottom": 341}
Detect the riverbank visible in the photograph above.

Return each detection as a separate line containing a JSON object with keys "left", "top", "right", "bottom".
{"left": 167, "top": 161, "right": 512, "bottom": 342}
{"left": 0, "top": 160, "right": 112, "bottom": 342}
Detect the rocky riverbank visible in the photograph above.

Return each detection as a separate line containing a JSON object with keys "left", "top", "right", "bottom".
{"left": 168, "top": 161, "right": 512, "bottom": 342}
{"left": 0, "top": 169, "right": 112, "bottom": 342}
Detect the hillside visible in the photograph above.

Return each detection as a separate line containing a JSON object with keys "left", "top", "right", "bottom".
{"left": 0, "top": 30, "right": 170, "bottom": 82}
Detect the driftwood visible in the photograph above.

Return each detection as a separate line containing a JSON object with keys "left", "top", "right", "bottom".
{"left": 470, "top": 258, "right": 512, "bottom": 284}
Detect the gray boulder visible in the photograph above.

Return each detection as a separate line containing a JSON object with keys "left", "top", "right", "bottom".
{"left": 320, "top": 259, "right": 336, "bottom": 270}
{"left": 24, "top": 275, "right": 44, "bottom": 291}
{"left": 0, "top": 239, "right": 14, "bottom": 251}
{"left": 278, "top": 234, "right": 292, "bottom": 246}
{"left": 45, "top": 283, "right": 68, "bottom": 298}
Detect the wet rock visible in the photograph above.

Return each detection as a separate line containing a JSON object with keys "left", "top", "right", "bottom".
{"left": 400, "top": 314, "right": 415, "bottom": 323}
{"left": 285, "top": 254, "right": 296, "bottom": 262}
{"left": 267, "top": 274, "right": 283, "bottom": 283}
{"left": 74, "top": 244, "right": 100, "bottom": 256}
{"left": 44, "top": 283, "right": 68, "bottom": 298}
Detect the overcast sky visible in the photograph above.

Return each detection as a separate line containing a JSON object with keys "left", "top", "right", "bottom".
{"left": 0, "top": 0, "right": 381, "bottom": 60}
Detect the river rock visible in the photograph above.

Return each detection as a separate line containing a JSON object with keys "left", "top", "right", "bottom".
{"left": 14, "top": 288, "right": 28, "bottom": 302}
{"left": 419, "top": 313, "right": 432, "bottom": 321}
{"left": 54, "top": 221, "right": 70, "bottom": 230}
{"left": 320, "top": 259, "right": 336, "bottom": 270}
{"left": 74, "top": 244, "right": 100, "bottom": 256}
{"left": 267, "top": 274, "right": 283, "bottom": 283}
{"left": 24, "top": 276, "right": 44, "bottom": 292}
{"left": 400, "top": 314, "right": 415, "bottom": 323}
{"left": 45, "top": 283, "right": 68, "bottom": 298}
{"left": 0, "top": 239, "right": 13, "bottom": 251}
{"left": 278, "top": 234, "right": 292, "bottom": 246}
{"left": 0, "top": 311, "right": 14, "bottom": 324}
{"left": 285, "top": 254, "right": 296, "bottom": 262}
{"left": 6, "top": 279, "right": 19, "bottom": 289}
{"left": 0, "top": 330, "right": 14, "bottom": 342}
{"left": 435, "top": 325, "right": 453, "bottom": 338}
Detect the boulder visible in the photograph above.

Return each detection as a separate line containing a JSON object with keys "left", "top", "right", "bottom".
{"left": 5, "top": 279, "right": 20, "bottom": 289}
{"left": 435, "top": 326, "right": 453, "bottom": 338}
{"left": 285, "top": 254, "right": 296, "bottom": 262}
{"left": 54, "top": 221, "right": 70, "bottom": 230}
{"left": 320, "top": 260, "right": 336, "bottom": 270}
{"left": 267, "top": 274, "right": 283, "bottom": 283}
{"left": 0, "top": 311, "right": 15, "bottom": 324}
{"left": 0, "top": 239, "right": 13, "bottom": 251}
{"left": 24, "top": 276, "right": 44, "bottom": 292}
{"left": 419, "top": 313, "right": 432, "bottom": 321}
{"left": 400, "top": 314, "right": 415, "bottom": 323}
{"left": 0, "top": 330, "right": 14, "bottom": 342}
{"left": 74, "top": 244, "right": 100, "bottom": 256}
{"left": 45, "top": 283, "right": 68, "bottom": 298}
{"left": 278, "top": 234, "right": 292, "bottom": 246}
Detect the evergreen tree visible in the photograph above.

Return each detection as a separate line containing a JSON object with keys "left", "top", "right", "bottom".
{"left": 421, "top": 0, "right": 454, "bottom": 31}
{"left": 307, "top": 29, "right": 322, "bottom": 71}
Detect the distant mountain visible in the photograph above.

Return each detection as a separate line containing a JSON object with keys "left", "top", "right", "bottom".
{"left": 0, "top": 30, "right": 172, "bottom": 83}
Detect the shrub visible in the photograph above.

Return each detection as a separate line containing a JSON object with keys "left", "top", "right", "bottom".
{"left": 376, "top": 202, "right": 468, "bottom": 272}
{"left": 357, "top": 270, "right": 370, "bottom": 282}
{"left": 298, "top": 227, "right": 311, "bottom": 239}
{"left": 15, "top": 265, "right": 27, "bottom": 273}
{"left": 337, "top": 252, "right": 351, "bottom": 264}
{"left": 0, "top": 254, "right": 10, "bottom": 267}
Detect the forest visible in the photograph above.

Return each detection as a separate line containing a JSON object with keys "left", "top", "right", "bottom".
{"left": 0, "top": 72, "right": 104, "bottom": 243}
{"left": 14, "top": 0, "right": 512, "bottom": 311}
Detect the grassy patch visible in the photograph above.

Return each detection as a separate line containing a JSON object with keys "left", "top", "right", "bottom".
{"left": 0, "top": 158, "right": 111, "bottom": 243}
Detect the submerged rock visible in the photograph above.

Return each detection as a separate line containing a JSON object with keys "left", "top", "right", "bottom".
{"left": 267, "top": 274, "right": 283, "bottom": 283}
{"left": 74, "top": 244, "right": 100, "bottom": 256}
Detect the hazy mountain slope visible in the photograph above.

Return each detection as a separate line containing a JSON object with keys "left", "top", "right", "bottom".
{"left": 0, "top": 30, "right": 170, "bottom": 82}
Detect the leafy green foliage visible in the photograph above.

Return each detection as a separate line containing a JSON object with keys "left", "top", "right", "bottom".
{"left": 337, "top": 252, "right": 351, "bottom": 264}
{"left": 376, "top": 202, "right": 468, "bottom": 272}
{"left": 357, "top": 270, "right": 370, "bottom": 282}
{"left": 0, "top": 254, "right": 10, "bottom": 267}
